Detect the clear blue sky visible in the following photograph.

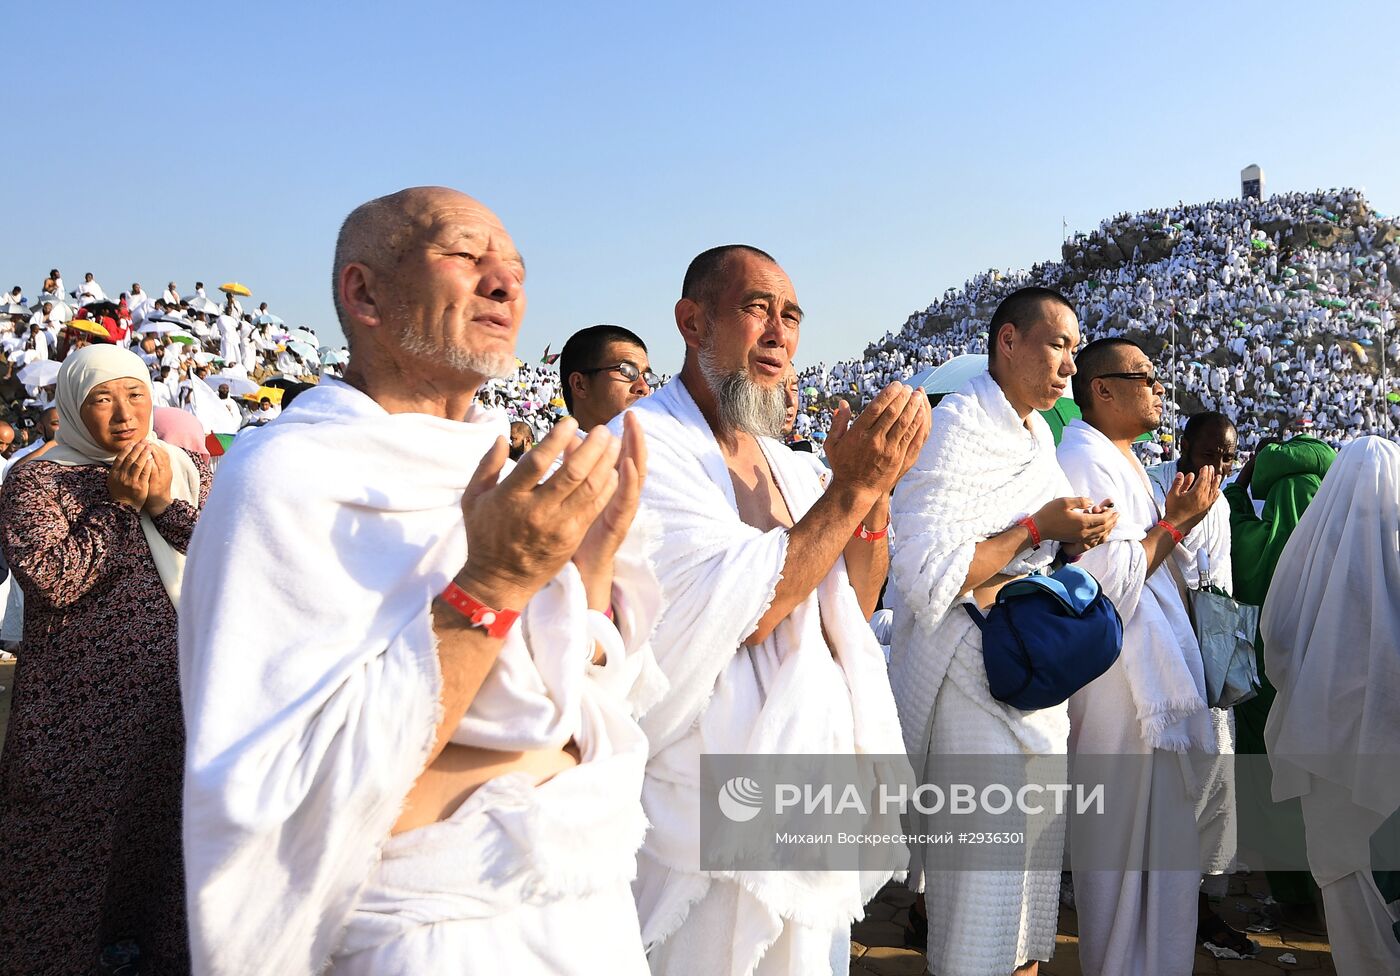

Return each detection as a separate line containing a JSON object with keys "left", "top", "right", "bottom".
{"left": 7, "top": 1, "right": 1398, "bottom": 373}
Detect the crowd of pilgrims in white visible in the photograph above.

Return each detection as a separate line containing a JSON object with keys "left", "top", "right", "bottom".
{"left": 1, "top": 279, "right": 347, "bottom": 450}
{"left": 4, "top": 188, "right": 1394, "bottom": 461}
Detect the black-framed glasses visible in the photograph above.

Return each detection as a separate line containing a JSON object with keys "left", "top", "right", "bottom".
{"left": 1097, "top": 371, "right": 1162, "bottom": 387}
{"left": 578, "top": 360, "right": 659, "bottom": 389}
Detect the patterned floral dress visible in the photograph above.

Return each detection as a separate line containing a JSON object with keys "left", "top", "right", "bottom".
{"left": 0, "top": 451, "right": 210, "bottom": 975}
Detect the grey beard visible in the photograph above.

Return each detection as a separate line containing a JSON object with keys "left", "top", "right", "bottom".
{"left": 698, "top": 337, "right": 787, "bottom": 439}
{"left": 399, "top": 331, "right": 516, "bottom": 380}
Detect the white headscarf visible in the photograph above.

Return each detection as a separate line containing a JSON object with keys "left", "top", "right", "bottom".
{"left": 1262, "top": 436, "right": 1400, "bottom": 815}
{"left": 46, "top": 344, "right": 201, "bottom": 607}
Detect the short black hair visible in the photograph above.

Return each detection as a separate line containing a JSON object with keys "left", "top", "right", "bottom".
{"left": 681, "top": 244, "right": 777, "bottom": 309}
{"left": 1181, "top": 411, "right": 1234, "bottom": 444}
{"left": 559, "top": 324, "right": 648, "bottom": 411}
{"left": 1071, "top": 337, "right": 1142, "bottom": 413}
{"left": 986, "top": 287, "right": 1076, "bottom": 363}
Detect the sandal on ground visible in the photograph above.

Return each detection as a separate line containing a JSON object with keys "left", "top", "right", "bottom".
{"left": 1198, "top": 913, "right": 1258, "bottom": 958}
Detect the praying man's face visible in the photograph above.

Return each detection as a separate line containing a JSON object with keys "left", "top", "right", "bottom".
{"left": 218, "top": 384, "right": 231, "bottom": 399}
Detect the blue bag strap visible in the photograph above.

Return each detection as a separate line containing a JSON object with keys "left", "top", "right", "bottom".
{"left": 961, "top": 602, "right": 985, "bottom": 631}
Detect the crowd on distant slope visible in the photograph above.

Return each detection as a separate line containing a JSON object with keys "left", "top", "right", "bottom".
{"left": 793, "top": 188, "right": 1398, "bottom": 454}
{"left": 5, "top": 189, "right": 1395, "bottom": 470}
{"left": 0, "top": 274, "right": 351, "bottom": 464}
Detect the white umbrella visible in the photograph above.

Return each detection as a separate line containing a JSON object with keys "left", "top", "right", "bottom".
{"left": 192, "top": 351, "right": 221, "bottom": 366}
{"left": 30, "top": 295, "right": 71, "bottom": 309}
{"left": 252, "top": 313, "right": 285, "bottom": 327}
{"left": 1, "top": 302, "right": 29, "bottom": 317}
{"left": 319, "top": 347, "right": 349, "bottom": 366}
{"left": 187, "top": 296, "right": 222, "bottom": 316}
{"left": 203, "top": 374, "right": 259, "bottom": 397}
{"left": 287, "top": 340, "right": 318, "bottom": 361}
{"left": 138, "top": 320, "right": 178, "bottom": 334}
{"left": 288, "top": 328, "right": 318, "bottom": 347}
{"left": 18, "top": 359, "right": 61, "bottom": 386}
{"left": 908, "top": 354, "right": 989, "bottom": 395}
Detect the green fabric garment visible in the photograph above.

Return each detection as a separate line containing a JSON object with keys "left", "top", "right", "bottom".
{"left": 1227, "top": 437, "right": 1335, "bottom": 907}
{"left": 1227, "top": 435, "right": 1337, "bottom": 608}
{"left": 1230, "top": 435, "right": 1336, "bottom": 755}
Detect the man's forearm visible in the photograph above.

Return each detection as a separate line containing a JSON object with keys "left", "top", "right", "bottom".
{"left": 960, "top": 524, "right": 1035, "bottom": 595}
{"left": 422, "top": 605, "right": 509, "bottom": 766}
{"left": 744, "top": 480, "right": 880, "bottom": 645}
{"left": 842, "top": 495, "right": 889, "bottom": 619}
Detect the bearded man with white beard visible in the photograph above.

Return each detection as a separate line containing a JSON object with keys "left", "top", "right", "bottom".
{"left": 609, "top": 245, "right": 930, "bottom": 975}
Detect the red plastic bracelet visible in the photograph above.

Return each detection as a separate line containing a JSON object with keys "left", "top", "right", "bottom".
{"left": 854, "top": 521, "right": 889, "bottom": 542}
{"left": 1155, "top": 519, "right": 1185, "bottom": 545}
{"left": 439, "top": 581, "right": 520, "bottom": 639}
{"left": 1018, "top": 515, "right": 1042, "bottom": 550}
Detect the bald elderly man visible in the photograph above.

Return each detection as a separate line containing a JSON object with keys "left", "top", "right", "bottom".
{"left": 180, "top": 187, "right": 658, "bottom": 975}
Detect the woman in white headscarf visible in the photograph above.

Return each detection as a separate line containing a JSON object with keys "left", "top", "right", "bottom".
{"left": 0, "top": 344, "right": 209, "bottom": 975}
{"left": 1262, "top": 436, "right": 1400, "bottom": 975}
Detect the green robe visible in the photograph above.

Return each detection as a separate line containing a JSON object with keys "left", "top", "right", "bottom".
{"left": 1227, "top": 436, "right": 1335, "bottom": 904}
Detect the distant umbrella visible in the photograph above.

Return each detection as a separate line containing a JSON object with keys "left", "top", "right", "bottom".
{"left": 202, "top": 375, "right": 259, "bottom": 397}
{"left": 17, "top": 359, "right": 61, "bottom": 386}
{"left": 187, "top": 296, "right": 222, "bottom": 316}
{"left": 219, "top": 282, "right": 252, "bottom": 297}
{"left": 251, "top": 313, "right": 285, "bottom": 327}
{"left": 907, "top": 354, "right": 988, "bottom": 395}
{"left": 1, "top": 302, "right": 29, "bottom": 317}
{"left": 287, "top": 340, "right": 318, "bottom": 361}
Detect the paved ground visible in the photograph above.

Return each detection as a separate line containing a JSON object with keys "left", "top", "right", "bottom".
{"left": 852, "top": 877, "right": 1335, "bottom": 975}
{"left": 0, "top": 660, "right": 12, "bottom": 751}
{"left": 0, "top": 661, "right": 1336, "bottom": 974}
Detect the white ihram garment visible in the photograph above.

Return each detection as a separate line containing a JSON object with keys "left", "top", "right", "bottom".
{"left": 1263, "top": 437, "right": 1400, "bottom": 975}
{"left": 888, "top": 370, "right": 1072, "bottom": 976}
{"left": 1058, "top": 420, "right": 1213, "bottom": 976}
{"left": 180, "top": 379, "right": 659, "bottom": 976}
{"left": 1147, "top": 460, "right": 1238, "bottom": 889}
{"left": 613, "top": 377, "right": 907, "bottom": 976}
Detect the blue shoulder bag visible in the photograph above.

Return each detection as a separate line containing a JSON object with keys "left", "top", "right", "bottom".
{"left": 961, "top": 564, "right": 1123, "bottom": 711}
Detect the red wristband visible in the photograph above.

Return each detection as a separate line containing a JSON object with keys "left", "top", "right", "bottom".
{"left": 854, "top": 521, "right": 889, "bottom": 542}
{"left": 1155, "top": 519, "right": 1185, "bottom": 545}
{"left": 439, "top": 581, "right": 520, "bottom": 639}
{"left": 1017, "top": 515, "right": 1042, "bottom": 550}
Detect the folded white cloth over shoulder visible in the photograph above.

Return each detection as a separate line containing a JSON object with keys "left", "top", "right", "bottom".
{"left": 1058, "top": 419, "right": 1212, "bottom": 753}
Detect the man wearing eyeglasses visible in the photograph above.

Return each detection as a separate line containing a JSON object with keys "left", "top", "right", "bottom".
{"left": 1056, "top": 337, "right": 1224, "bottom": 976}
{"left": 560, "top": 324, "right": 657, "bottom": 432}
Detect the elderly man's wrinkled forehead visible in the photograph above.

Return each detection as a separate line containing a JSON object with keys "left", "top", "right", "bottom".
{"left": 357, "top": 187, "right": 520, "bottom": 268}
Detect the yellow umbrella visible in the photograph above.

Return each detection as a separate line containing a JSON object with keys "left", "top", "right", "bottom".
{"left": 549, "top": 396, "right": 565, "bottom": 408}
{"left": 219, "top": 282, "right": 252, "bottom": 297}
{"left": 241, "top": 385, "right": 285, "bottom": 405}
{"left": 67, "top": 319, "right": 113, "bottom": 339}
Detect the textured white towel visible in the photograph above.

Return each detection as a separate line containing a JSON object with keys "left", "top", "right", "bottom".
{"left": 1059, "top": 419, "right": 1213, "bottom": 753}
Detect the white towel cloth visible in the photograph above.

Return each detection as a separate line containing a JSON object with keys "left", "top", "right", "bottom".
{"left": 887, "top": 369, "right": 1072, "bottom": 975}
{"left": 1147, "top": 460, "right": 1238, "bottom": 881}
{"left": 612, "top": 376, "right": 907, "bottom": 975}
{"left": 332, "top": 719, "right": 651, "bottom": 975}
{"left": 1058, "top": 420, "right": 1213, "bottom": 754}
{"left": 180, "top": 378, "right": 656, "bottom": 976}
